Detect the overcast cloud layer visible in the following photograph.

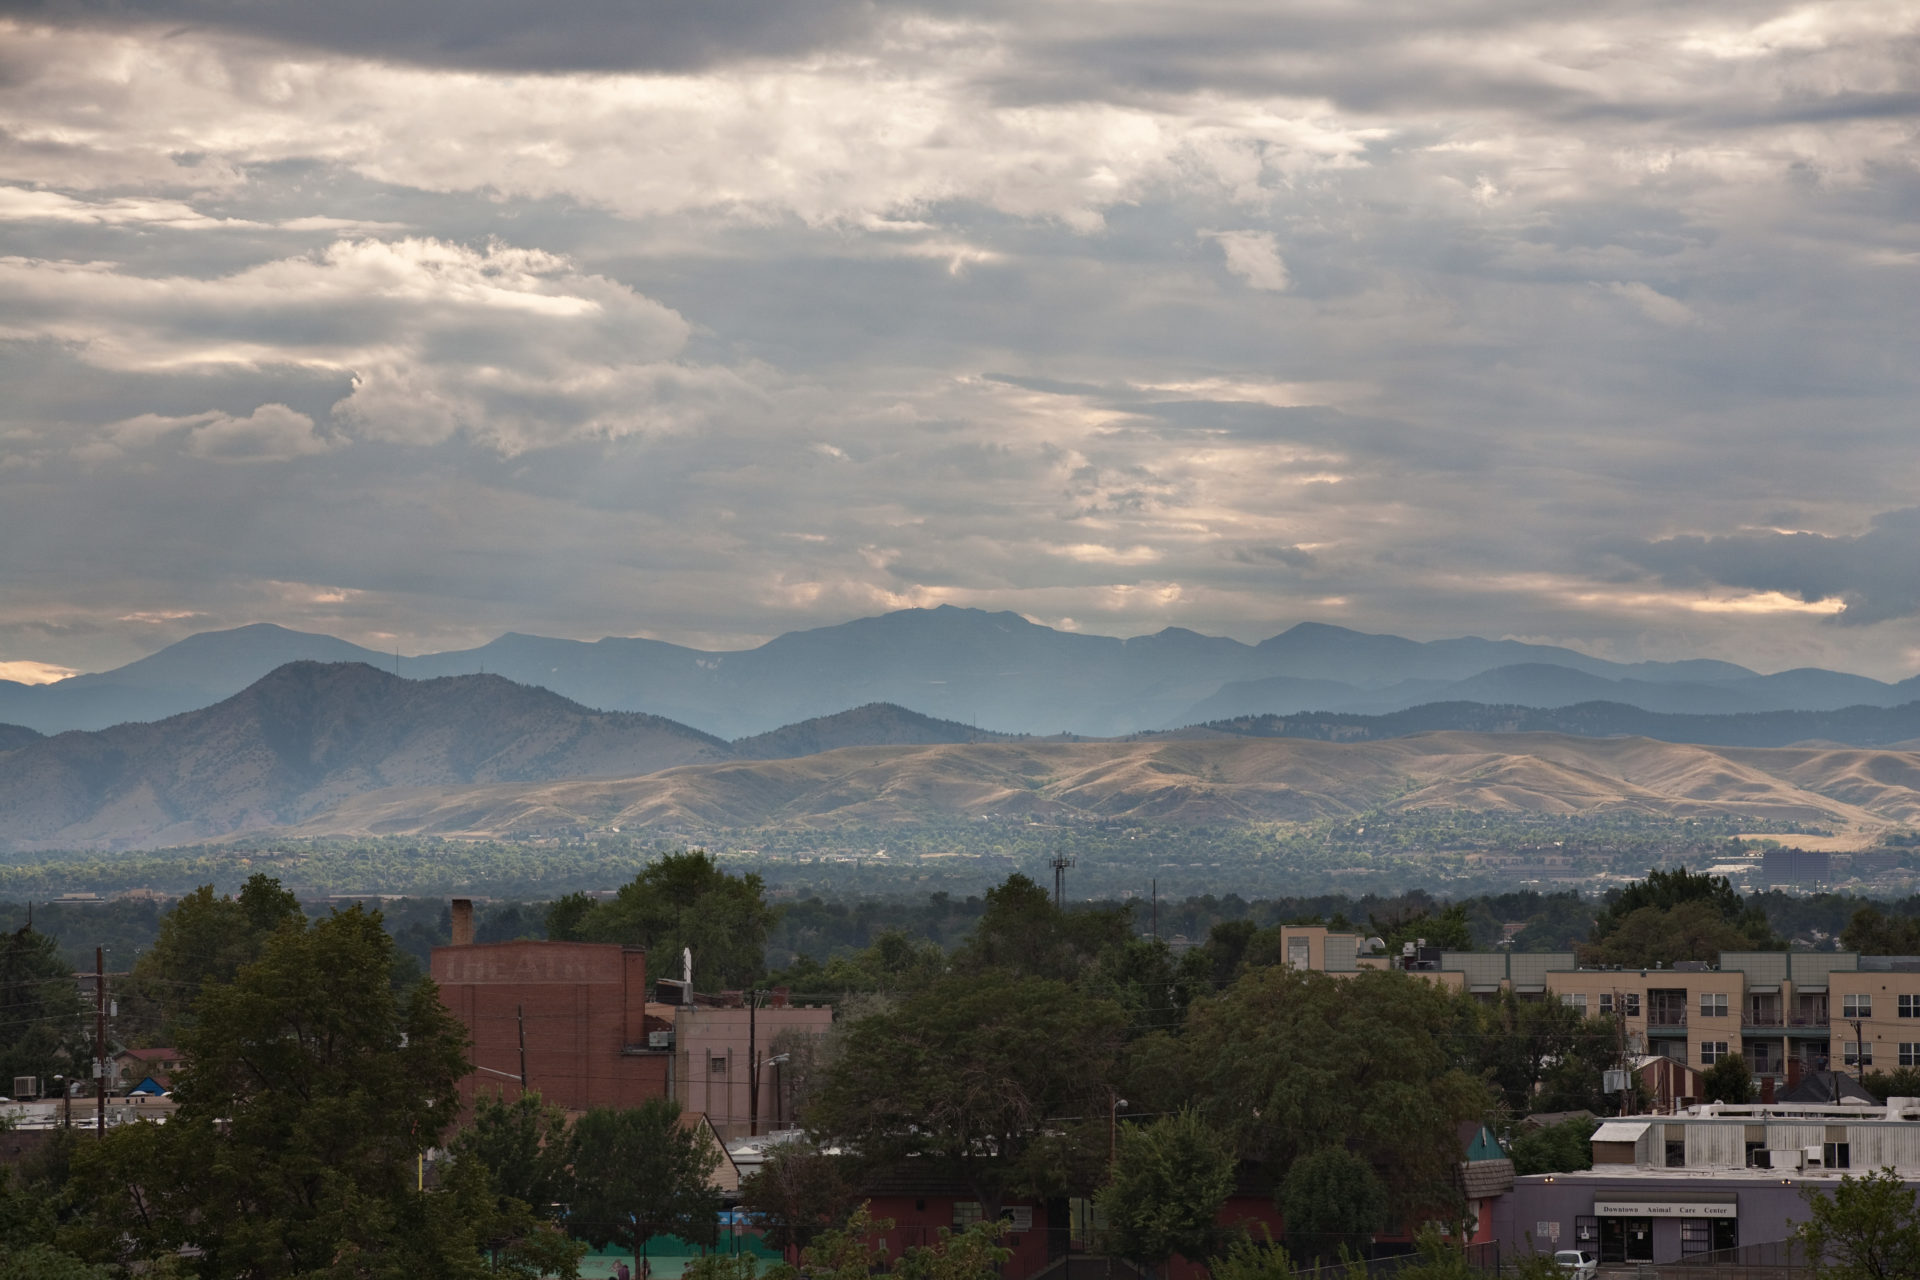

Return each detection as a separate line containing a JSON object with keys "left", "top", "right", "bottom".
{"left": 1, "top": 1, "right": 1918, "bottom": 680}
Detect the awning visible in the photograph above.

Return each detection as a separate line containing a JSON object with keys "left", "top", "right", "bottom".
{"left": 1591, "top": 1120, "right": 1652, "bottom": 1142}
{"left": 1749, "top": 985, "right": 1779, "bottom": 993}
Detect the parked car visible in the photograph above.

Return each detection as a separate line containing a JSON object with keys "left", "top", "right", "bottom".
{"left": 1552, "top": 1250, "right": 1598, "bottom": 1280}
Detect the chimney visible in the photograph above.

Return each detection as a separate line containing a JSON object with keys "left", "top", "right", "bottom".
{"left": 770, "top": 986, "right": 790, "bottom": 1009}
{"left": 1787, "top": 1058, "right": 1803, "bottom": 1090}
{"left": 450, "top": 898, "right": 475, "bottom": 947}
{"left": 1760, "top": 1075, "right": 1775, "bottom": 1104}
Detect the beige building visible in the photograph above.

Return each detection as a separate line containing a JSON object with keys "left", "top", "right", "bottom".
{"left": 651, "top": 991, "right": 833, "bottom": 1140}
{"left": 1283, "top": 937, "right": 1920, "bottom": 1090}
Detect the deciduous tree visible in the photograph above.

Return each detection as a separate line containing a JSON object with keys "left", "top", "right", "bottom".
{"left": 807, "top": 971, "right": 1124, "bottom": 1219}
{"left": 1794, "top": 1167, "right": 1920, "bottom": 1280}
{"left": 1182, "top": 967, "right": 1485, "bottom": 1222}
{"left": 1278, "top": 1147, "right": 1387, "bottom": 1263}
{"left": 1096, "top": 1109, "right": 1235, "bottom": 1275}
{"left": 1701, "top": 1052, "right": 1755, "bottom": 1105}
{"left": 563, "top": 1099, "right": 721, "bottom": 1271}
{"left": 548, "top": 852, "right": 775, "bottom": 990}
{"left": 60, "top": 906, "right": 493, "bottom": 1280}
{"left": 0, "top": 923, "right": 83, "bottom": 1090}
{"left": 738, "top": 1138, "right": 858, "bottom": 1260}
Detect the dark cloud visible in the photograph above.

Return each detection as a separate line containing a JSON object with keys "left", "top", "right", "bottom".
{"left": 0, "top": 0, "right": 881, "bottom": 72}
{"left": 1615, "top": 510, "right": 1920, "bottom": 626}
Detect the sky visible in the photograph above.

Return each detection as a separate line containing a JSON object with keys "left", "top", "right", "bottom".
{"left": 1, "top": 1, "right": 1918, "bottom": 683}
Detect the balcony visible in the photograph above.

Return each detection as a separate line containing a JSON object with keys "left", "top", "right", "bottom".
{"left": 1785, "top": 1015, "right": 1831, "bottom": 1037}
{"left": 1744, "top": 1014, "right": 1784, "bottom": 1029}
{"left": 1646, "top": 1012, "right": 1689, "bottom": 1036}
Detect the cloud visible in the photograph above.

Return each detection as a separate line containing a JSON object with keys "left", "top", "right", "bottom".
{"left": 0, "top": 236, "right": 756, "bottom": 452}
{"left": 0, "top": 2, "right": 1918, "bottom": 682}
{"left": 0, "top": 0, "right": 879, "bottom": 74}
{"left": 1601, "top": 281, "right": 1701, "bottom": 328}
{"left": 90, "top": 404, "right": 335, "bottom": 462}
{"left": 1613, "top": 509, "right": 1920, "bottom": 625}
{"left": 1202, "top": 230, "right": 1290, "bottom": 291}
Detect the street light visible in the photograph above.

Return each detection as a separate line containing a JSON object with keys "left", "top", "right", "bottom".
{"left": 756, "top": 1053, "right": 791, "bottom": 1133}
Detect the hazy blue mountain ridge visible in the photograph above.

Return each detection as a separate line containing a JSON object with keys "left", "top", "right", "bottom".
{"left": 3, "top": 605, "right": 1914, "bottom": 738}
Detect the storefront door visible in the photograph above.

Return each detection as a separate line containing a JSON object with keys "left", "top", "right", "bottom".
{"left": 1600, "top": 1216, "right": 1653, "bottom": 1263}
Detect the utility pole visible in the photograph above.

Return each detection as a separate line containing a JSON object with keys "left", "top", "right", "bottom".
{"left": 1850, "top": 1017, "right": 1868, "bottom": 1085}
{"left": 1612, "top": 997, "right": 1628, "bottom": 1113}
{"left": 1051, "top": 852, "right": 1074, "bottom": 908}
{"left": 747, "top": 988, "right": 759, "bottom": 1137}
{"left": 517, "top": 1004, "right": 528, "bottom": 1095}
{"left": 94, "top": 946, "right": 105, "bottom": 1137}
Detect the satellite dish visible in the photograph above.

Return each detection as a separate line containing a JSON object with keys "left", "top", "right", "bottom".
{"left": 1366, "top": 937, "right": 1386, "bottom": 953}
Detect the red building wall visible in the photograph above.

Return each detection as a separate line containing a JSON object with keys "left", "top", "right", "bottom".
{"left": 431, "top": 940, "right": 668, "bottom": 1112}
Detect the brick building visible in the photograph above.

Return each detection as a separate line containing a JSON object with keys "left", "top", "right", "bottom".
{"left": 431, "top": 902, "right": 669, "bottom": 1111}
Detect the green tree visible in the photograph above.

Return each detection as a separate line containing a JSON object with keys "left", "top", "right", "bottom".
{"left": 1183, "top": 968, "right": 1486, "bottom": 1222}
{"left": 563, "top": 1099, "right": 721, "bottom": 1270}
{"left": 549, "top": 852, "right": 775, "bottom": 990}
{"left": 738, "top": 1138, "right": 858, "bottom": 1261}
{"left": 1468, "top": 991, "right": 1600, "bottom": 1115}
{"left": 1279, "top": 1147, "right": 1387, "bottom": 1263}
{"left": 1840, "top": 907, "right": 1920, "bottom": 956}
{"left": 1794, "top": 1167, "right": 1920, "bottom": 1280}
{"left": 119, "top": 875, "right": 305, "bottom": 1043}
{"left": 1096, "top": 1109, "right": 1235, "bottom": 1275}
{"left": 1861, "top": 1067, "right": 1920, "bottom": 1101}
{"left": 1701, "top": 1052, "right": 1755, "bottom": 1105}
{"left": 892, "top": 1219, "right": 1013, "bottom": 1280}
{"left": 1207, "top": 1234, "right": 1306, "bottom": 1280}
{"left": 1589, "top": 868, "right": 1777, "bottom": 951}
{"left": 60, "top": 906, "right": 486, "bottom": 1280}
{"left": 769, "top": 929, "right": 945, "bottom": 997}
{"left": 0, "top": 923, "right": 84, "bottom": 1090}
{"left": 1507, "top": 1116, "right": 1596, "bottom": 1176}
{"left": 798, "top": 1204, "right": 893, "bottom": 1280}
{"left": 808, "top": 971, "right": 1124, "bottom": 1219}
{"left": 452, "top": 1089, "right": 571, "bottom": 1215}
{"left": 1577, "top": 899, "right": 1764, "bottom": 968}
{"left": 953, "top": 874, "right": 1132, "bottom": 981}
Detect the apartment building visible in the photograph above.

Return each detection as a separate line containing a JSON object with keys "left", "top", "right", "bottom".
{"left": 1280, "top": 933, "right": 1920, "bottom": 1088}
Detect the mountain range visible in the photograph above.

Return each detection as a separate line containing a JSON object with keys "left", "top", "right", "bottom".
{"left": 0, "top": 663, "right": 1024, "bottom": 850}
{"left": 5, "top": 607, "right": 1919, "bottom": 739}
{"left": 10, "top": 658, "right": 1920, "bottom": 850}
{"left": 277, "top": 731, "right": 1920, "bottom": 843}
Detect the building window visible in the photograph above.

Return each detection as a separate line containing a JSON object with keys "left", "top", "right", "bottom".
{"left": 1843, "top": 994, "right": 1872, "bottom": 1019}
{"left": 1844, "top": 1041, "right": 1873, "bottom": 1066}
{"left": 1625, "top": 993, "right": 1641, "bottom": 1017}
{"left": 1902, "top": 1043, "right": 1920, "bottom": 1067}
{"left": 1600, "top": 994, "right": 1613, "bottom": 1015}
{"left": 1824, "top": 1143, "right": 1851, "bottom": 1169}
{"left": 709, "top": 1055, "right": 728, "bottom": 1074}
{"left": 1900, "top": 995, "right": 1918, "bottom": 1018}
{"left": 1700, "top": 993, "right": 1729, "bottom": 1018}
{"left": 953, "top": 1202, "right": 984, "bottom": 1226}
{"left": 1564, "top": 993, "right": 1588, "bottom": 1014}
{"left": 1701, "top": 1041, "right": 1730, "bottom": 1065}
{"left": 1287, "top": 938, "right": 1311, "bottom": 971}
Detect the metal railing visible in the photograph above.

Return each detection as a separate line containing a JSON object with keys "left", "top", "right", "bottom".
{"left": 1661, "top": 1237, "right": 1811, "bottom": 1280}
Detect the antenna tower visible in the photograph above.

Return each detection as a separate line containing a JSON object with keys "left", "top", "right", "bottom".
{"left": 1051, "top": 851, "right": 1075, "bottom": 908}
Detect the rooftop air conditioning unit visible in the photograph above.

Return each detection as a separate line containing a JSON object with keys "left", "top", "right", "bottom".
{"left": 1769, "top": 1149, "right": 1805, "bottom": 1170}
{"left": 648, "top": 1030, "right": 674, "bottom": 1049}
{"left": 1804, "top": 1145, "right": 1825, "bottom": 1165}
{"left": 11, "top": 1076, "right": 39, "bottom": 1099}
